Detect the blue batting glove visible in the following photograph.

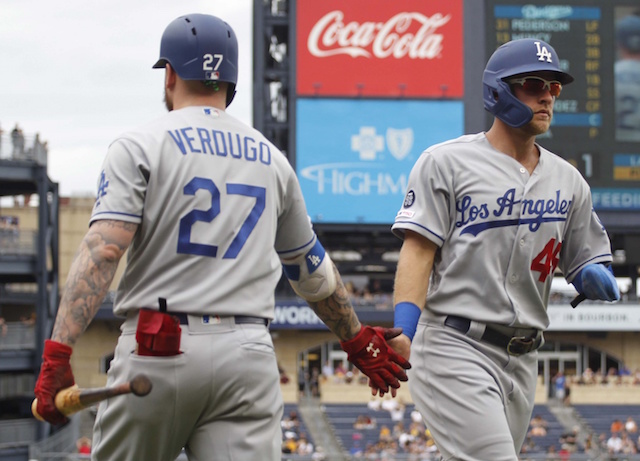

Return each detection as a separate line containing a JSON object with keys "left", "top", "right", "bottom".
{"left": 572, "top": 264, "right": 620, "bottom": 301}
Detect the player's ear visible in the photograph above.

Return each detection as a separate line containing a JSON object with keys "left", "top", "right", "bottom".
{"left": 165, "top": 63, "right": 177, "bottom": 90}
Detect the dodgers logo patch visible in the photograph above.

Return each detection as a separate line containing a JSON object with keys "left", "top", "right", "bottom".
{"left": 403, "top": 190, "right": 415, "bottom": 208}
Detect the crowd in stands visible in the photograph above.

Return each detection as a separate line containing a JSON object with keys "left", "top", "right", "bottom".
{"left": 597, "top": 416, "right": 640, "bottom": 456}
{"left": 341, "top": 398, "right": 441, "bottom": 460}
{"left": 281, "top": 408, "right": 326, "bottom": 460}
{"left": 570, "top": 366, "right": 640, "bottom": 387}
{"left": 0, "top": 123, "right": 48, "bottom": 165}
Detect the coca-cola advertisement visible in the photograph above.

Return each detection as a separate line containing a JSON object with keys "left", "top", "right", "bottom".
{"left": 296, "top": 0, "right": 463, "bottom": 98}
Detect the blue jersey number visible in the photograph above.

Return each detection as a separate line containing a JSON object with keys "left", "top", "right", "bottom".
{"left": 177, "top": 177, "right": 266, "bottom": 259}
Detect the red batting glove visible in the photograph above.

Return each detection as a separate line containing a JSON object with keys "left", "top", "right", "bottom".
{"left": 340, "top": 326, "right": 411, "bottom": 393}
{"left": 34, "top": 340, "right": 75, "bottom": 425}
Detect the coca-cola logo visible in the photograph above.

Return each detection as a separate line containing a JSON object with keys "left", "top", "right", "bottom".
{"left": 307, "top": 11, "right": 451, "bottom": 59}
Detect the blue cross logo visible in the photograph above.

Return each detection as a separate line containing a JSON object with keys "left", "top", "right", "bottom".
{"left": 96, "top": 170, "right": 109, "bottom": 206}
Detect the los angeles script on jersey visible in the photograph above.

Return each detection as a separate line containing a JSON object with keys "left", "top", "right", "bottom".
{"left": 456, "top": 188, "right": 572, "bottom": 236}
{"left": 167, "top": 127, "right": 272, "bottom": 165}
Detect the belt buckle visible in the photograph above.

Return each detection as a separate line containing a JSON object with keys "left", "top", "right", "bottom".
{"left": 507, "top": 336, "right": 535, "bottom": 356}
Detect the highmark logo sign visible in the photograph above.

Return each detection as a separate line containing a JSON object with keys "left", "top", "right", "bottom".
{"left": 300, "top": 126, "right": 413, "bottom": 196}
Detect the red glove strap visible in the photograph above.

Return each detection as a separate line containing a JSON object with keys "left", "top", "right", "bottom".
{"left": 339, "top": 325, "right": 368, "bottom": 351}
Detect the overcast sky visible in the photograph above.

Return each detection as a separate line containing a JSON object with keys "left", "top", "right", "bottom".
{"left": 1, "top": 0, "right": 253, "bottom": 197}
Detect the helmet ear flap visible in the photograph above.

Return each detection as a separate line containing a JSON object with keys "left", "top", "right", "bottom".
{"left": 226, "top": 84, "right": 237, "bottom": 107}
{"left": 485, "top": 80, "right": 534, "bottom": 128}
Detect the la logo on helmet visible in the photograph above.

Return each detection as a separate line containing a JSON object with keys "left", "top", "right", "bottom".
{"left": 534, "top": 41, "right": 553, "bottom": 63}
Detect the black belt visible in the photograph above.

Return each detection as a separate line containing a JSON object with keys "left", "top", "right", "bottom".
{"left": 444, "top": 315, "right": 541, "bottom": 356}
{"left": 170, "top": 312, "right": 269, "bottom": 327}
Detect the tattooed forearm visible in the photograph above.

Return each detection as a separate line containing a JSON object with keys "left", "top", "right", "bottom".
{"left": 52, "top": 220, "right": 137, "bottom": 346}
{"left": 306, "top": 264, "right": 362, "bottom": 341}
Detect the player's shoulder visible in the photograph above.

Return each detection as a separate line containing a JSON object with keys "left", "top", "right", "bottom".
{"left": 415, "top": 133, "right": 485, "bottom": 168}
{"left": 423, "top": 133, "right": 485, "bottom": 156}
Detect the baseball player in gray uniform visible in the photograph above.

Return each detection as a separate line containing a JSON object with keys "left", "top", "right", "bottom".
{"left": 33, "top": 14, "right": 409, "bottom": 461}
{"left": 387, "top": 38, "right": 620, "bottom": 460}
{"left": 615, "top": 14, "right": 640, "bottom": 142}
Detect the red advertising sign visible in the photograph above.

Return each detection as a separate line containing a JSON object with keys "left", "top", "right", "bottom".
{"left": 296, "top": 0, "right": 464, "bottom": 98}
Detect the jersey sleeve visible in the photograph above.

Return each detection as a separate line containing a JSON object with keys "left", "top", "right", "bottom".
{"left": 90, "top": 137, "right": 150, "bottom": 225}
{"left": 392, "top": 150, "right": 452, "bottom": 246}
{"left": 559, "top": 176, "right": 613, "bottom": 282}
{"left": 274, "top": 169, "right": 316, "bottom": 258}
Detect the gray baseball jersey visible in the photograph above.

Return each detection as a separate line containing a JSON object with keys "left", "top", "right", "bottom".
{"left": 392, "top": 132, "right": 613, "bottom": 330}
{"left": 91, "top": 106, "right": 316, "bottom": 318}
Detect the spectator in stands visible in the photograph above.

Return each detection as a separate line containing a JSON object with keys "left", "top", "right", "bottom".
{"left": 583, "top": 434, "right": 597, "bottom": 457}
{"left": 597, "top": 432, "right": 608, "bottom": 451}
{"left": 353, "top": 414, "right": 376, "bottom": 430}
{"left": 381, "top": 395, "right": 400, "bottom": 413}
{"left": 298, "top": 366, "right": 308, "bottom": 397}
{"left": 282, "top": 432, "right": 298, "bottom": 454}
{"left": 626, "top": 416, "right": 638, "bottom": 434}
{"left": 580, "top": 367, "right": 595, "bottom": 385}
{"left": 334, "top": 362, "right": 347, "bottom": 382}
{"left": 607, "top": 431, "right": 623, "bottom": 455}
{"left": 0, "top": 317, "right": 7, "bottom": 337}
{"left": 552, "top": 370, "right": 566, "bottom": 401}
{"left": 557, "top": 443, "right": 572, "bottom": 460}
{"left": 379, "top": 424, "right": 392, "bottom": 442}
{"left": 519, "top": 436, "right": 540, "bottom": 454}
{"left": 76, "top": 436, "right": 91, "bottom": 456}
{"left": 311, "top": 445, "right": 326, "bottom": 461}
{"left": 309, "top": 367, "right": 321, "bottom": 397}
{"left": 281, "top": 409, "right": 300, "bottom": 433}
{"left": 621, "top": 432, "right": 638, "bottom": 454}
{"left": 389, "top": 399, "right": 406, "bottom": 424}
{"left": 321, "top": 360, "right": 334, "bottom": 381}
{"left": 607, "top": 366, "right": 621, "bottom": 385}
{"left": 528, "top": 414, "right": 548, "bottom": 437}
{"left": 410, "top": 407, "right": 423, "bottom": 425}
{"left": 350, "top": 438, "right": 363, "bottom": 457}
{"left": 297, "top": 433, "right": 314, "bottom": 456}
{"left": 546, "top": 444, "right": 560, "bottom": 461}
{"left": 559, "top": 426, "right": 579, "bottom": 453}
{"left": 11, "top": 124, "right": 24, "bottom": 158}
{"left": 611, "top": 418, "right": 625, "bottom": 434}
{"left": 278, "top": 362, "right": 290, "bottom": 384}
{"left": 367, "top": 396, "right": 382, "bottom": 412}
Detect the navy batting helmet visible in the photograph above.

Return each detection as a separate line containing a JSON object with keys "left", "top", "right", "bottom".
{"left": 153, "top": 14, "right": 238, "bottom": 107}
{"left": 483, "top": 38, "right": 574, "bottom": 128}
{"left": 616, "top": 15, "right": 640, "bottom": 53}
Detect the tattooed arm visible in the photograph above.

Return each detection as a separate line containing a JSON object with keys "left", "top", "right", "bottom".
{"left": 305, "top": 263, "right": 362, "bottom": 341}
{"left": 51, "top": 220, "right": 138, "bottom": 346}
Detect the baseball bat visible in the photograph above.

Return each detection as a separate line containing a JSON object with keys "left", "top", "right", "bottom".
{"left": 32, "top": 374, "right": 152, "bottom": 422}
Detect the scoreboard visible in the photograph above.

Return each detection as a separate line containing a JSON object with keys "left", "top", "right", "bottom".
{"left": 486, "top": 2, "right": 640, "bottom": 212}
{"left": 486, "top": 1, "right": 640, "bottom": 213}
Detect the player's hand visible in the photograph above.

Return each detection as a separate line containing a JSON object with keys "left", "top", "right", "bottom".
{"left": 340, "top": 326, "right": 411, "bottom": 396}
{"left": 34, "top": 340, "right": 75, "bottom": 425}
{"left": 370, "top": 331, "right": 412, "bottom": 397}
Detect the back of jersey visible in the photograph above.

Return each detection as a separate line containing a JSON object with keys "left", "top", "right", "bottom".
{"left": 91, "top": 106, "right": 315, "bottom": 318}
